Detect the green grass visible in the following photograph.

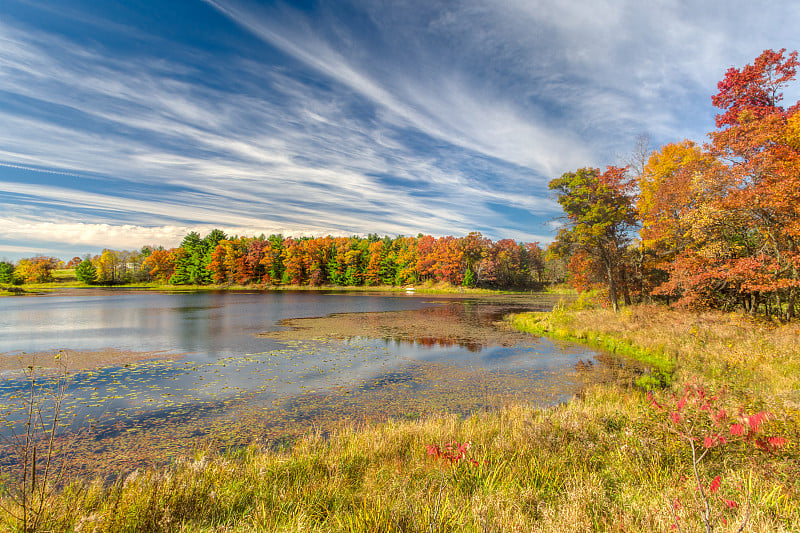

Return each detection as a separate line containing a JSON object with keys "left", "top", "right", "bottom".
{"left": 2, "top": 269, "right": 82, "bottom": 294}
{"left": 509, "top": 305, "right": 675, "bottom": 389}
{"left": 52, "top": 268, "right": 77, "bottom": 281}
{"left": 512, "top": 303, "right": 800, "bottom": 406}
{"left": 2, "top": 303, "right": 798, "bottom": 531}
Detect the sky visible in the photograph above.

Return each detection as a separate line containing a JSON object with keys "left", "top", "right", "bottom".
{"left": 1, "top": 0, "right": 798, "bottom": 261}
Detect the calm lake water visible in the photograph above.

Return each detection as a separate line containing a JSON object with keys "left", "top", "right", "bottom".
{"left": 0, "top": 290, "right": 617, "bottom": 476}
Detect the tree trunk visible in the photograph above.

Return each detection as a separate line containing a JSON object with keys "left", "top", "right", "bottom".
{"left": 606, "top": 261, "right": 620, "bottom": 312}
{"left": 788, "top": 265, "right": 798, "bottom": 320}
{"left": 621, "top": 269, "right": 632, "bottom": 306}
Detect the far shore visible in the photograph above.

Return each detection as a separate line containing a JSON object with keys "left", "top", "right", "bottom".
{"left": 1, "top": 272, "right": 568, "bottom": 298}
{"left": 1, "top": 283, "right": 550, "bottom": 297}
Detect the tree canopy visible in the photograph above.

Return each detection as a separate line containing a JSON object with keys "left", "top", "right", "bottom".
{"left": 549, "top": 48, "right": 800, "bottom": 317}
{"left": 549, "top": 166, "right": 637, "bottom": 311}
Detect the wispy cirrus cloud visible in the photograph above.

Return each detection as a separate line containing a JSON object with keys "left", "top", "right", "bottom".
{"left": 203, "top": 0, "right": 594, "bottom": 177}
{"left": 0, "top": 14, "right": 551, "bottom": 218}
{"left": 0, "top": 21, "right": 496, "bottom": 240}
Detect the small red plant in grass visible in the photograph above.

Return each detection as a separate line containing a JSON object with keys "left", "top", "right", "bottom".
{"left": 424, "top": 441, "right": 480, "bottom": 531}
{"left": 648, "top": 382, "right": 786, "bottom": 533}
{"left": 426, "top": 441, "right": 480, "bottom": 467}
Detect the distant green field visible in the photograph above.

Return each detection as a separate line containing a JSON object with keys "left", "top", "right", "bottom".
{"left": 52, "top": 268, "right": 77, "bottom": 281}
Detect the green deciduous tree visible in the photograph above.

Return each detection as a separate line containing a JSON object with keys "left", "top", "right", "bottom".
{"left": 549, "top": 166, "right": 638, "bottom": 311}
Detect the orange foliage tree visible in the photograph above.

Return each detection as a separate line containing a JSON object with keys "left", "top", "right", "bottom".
{"left": 142, "top": 248, "right": 177, "bottom": 283}
{"left": 14, "top": 257, "right": 58, "bottom": 283}
{"left": 708, "top": 48, "right": 800, "bottom": 317}
{"left": 642, "top": 49, "right": 800, "bottom": 315}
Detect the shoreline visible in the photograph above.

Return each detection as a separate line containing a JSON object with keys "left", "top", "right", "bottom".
{"left": 1, "top": 280, "right": 564, "bottom": 298}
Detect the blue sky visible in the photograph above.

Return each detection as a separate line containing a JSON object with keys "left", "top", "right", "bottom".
{"left": 1, "top": 0, "right": 798, "bottom": 260}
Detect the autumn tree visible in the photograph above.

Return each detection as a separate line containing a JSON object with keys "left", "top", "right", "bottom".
{"left": 365, "top": 240, "right": 386, "bottom": 286}
{"left": 306, "top": 236, "right": 333, "bottom": 286}
{"left": 460, "top": 232, "right": 489, "bottom": 287}
{"left": 707, "top": 48, "right": 800, "bottom": 317}
{"left": 13, "top": 233, "right": 566, "bottom": 290}
{"left": 343, "top": 239, "right": 368, "bottom": 285}
{"left": 14, "top": 257, "right": 58, "bottom": 284}
{"left": 524, "top": 242, "right": 546, "bottom": 286}
{"left": 415, "top": 235, "right": 437, "bottom": 282}
{"left": 93, "top": 249, "right": 124, "bottom": 284}
{"left": 636, "top": 141, "right": 723, "bottom": 297}
{"left": 240, "top": 238, "right": 268, "bottom": 284}
{"left": 281, "top": 238, "right": 307, "bottom": 285}
{"left": 639, "top": 141, "right": 714, "bottom": 260}
{"left": 393, "top": 236, "right": 418, "bottom": 285}
{"left": 142, "top": 248, "right": 177, "bottom": 283}
{"left": 207, "top": 239, "right": 242, "bottom": 284}
{"left": 543, "top": 244, "right": 569, "bottom": 284}
{"left": 648, "top": 49, "right": 800, "bottom": 314}
{"left": 430, "top": 236, "right": 465, "bottom": 285}
{"left": 483, "top": 239, "right": 522, "bottom": 287}
{"left": 549, "top": 166, "right": 638, "bottom": 311}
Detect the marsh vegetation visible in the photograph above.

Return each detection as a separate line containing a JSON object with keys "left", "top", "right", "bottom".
{"left": 1, "top": 291, "right": 797, "bottom": 531}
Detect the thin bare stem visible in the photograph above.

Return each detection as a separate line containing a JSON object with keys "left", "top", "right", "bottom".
{"left": 690, "top": 439, "right": 714, "bottom": 533}
{"left": 735, "top": 478, "right": 752, "bottom": 533}
{"left": 1, "top": 364, "right": 72, "bottom": 532}
{"left": 665, "top": 494, "right": 685, "bottom": 533}
{"left": 429, "top": 469, "right": 447, "bottom": 533}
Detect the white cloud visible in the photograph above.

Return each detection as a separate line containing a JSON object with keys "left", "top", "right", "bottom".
{"left": 1, "top": 220, "right": 193, "bottom": 250}
{"left": 0, "top": 16, "right": 559, "bottom": 245}
{"left": 0, "top": 218, "right": 353, "bottom": 251}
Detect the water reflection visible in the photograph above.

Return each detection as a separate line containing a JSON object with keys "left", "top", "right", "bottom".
{"left": 0, "top": 291, "right": 632, "bottom": 478}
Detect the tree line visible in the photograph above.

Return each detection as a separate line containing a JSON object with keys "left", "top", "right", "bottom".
{"left": 2, "top": 232, "right": 566, "bottom": 290}
{"left": 551, "top": 49, "right": 800, "bottom": 318}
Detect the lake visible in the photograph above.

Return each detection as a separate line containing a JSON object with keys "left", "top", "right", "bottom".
{"left": 0, "top": 290, "right": 626, "bottom": 477}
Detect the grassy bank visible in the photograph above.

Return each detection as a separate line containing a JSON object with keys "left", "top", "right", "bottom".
{"left": 510, "top": 305, "right": 676, "bottom": 389}
{"left": 511, "top": 304, "right": 800, "bottom": 408}
{"left": 2, "top": 305, "right": 798, "bottom": 531}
